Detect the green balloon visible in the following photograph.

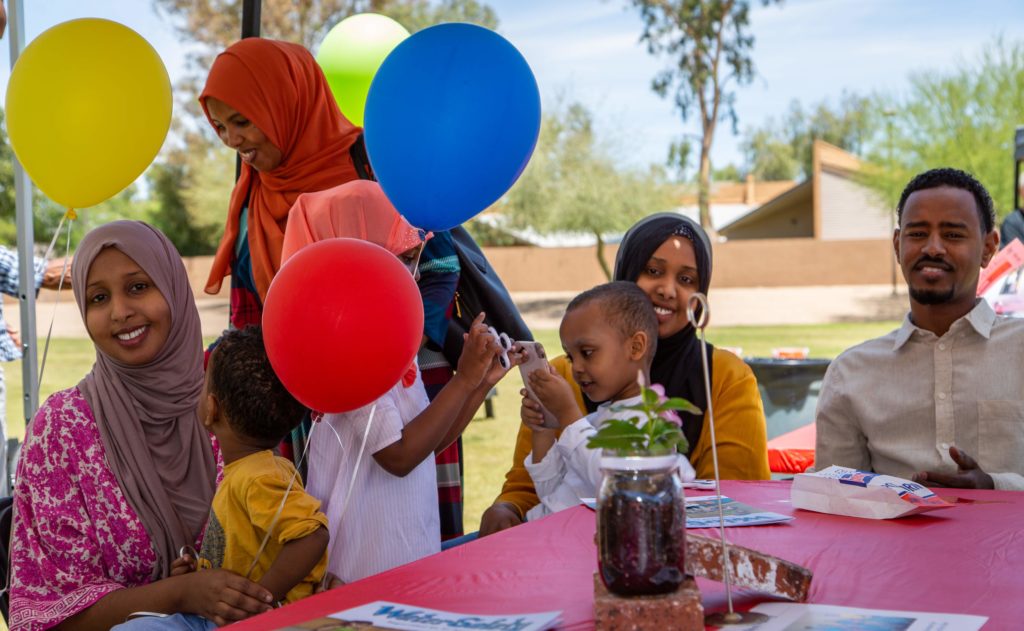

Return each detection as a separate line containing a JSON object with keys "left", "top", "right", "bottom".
{"left": 316, "top": 13, "right": 410, "bottom": 126}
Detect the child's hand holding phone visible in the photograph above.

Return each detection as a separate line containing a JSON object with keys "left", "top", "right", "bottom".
{"left": 455, "top": 313, "right": 501, "bottom": 390}
{"left": 520, "top": 344, "right": 585, "bottom": 428}
{"left": 456, "top": 313, "right": 522, "bottom": 390}
{"left": 517, "top": 342, "right": 559, "bottom": 429}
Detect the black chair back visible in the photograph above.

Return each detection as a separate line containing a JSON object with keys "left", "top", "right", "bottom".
{"left": 0, "top": 495, "right": 13, "bottom": 623}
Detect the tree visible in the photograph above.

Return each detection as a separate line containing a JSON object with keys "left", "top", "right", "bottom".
{"left": 152, "top": 0, "right": 498, "bottom": 117}
{"left": 740, "top": 93, "right": 872, "bottom": 181}
{"left": 501, "top": 101, "right": 675, "bottom": 278}
{"left": 741, "top": 125, "right": 798, "bottom": 180}
{"left": 150, "top": 0, "right": 499, "bottom": 255}
{"left": 629, "top": 0, "right": 781, "bottom": 233}
{"left": 665, "top": 136, "right": 693, "bottom": 182}
{"left": 712, "top": 163, "right": 743, "bottom": 181}
{"left": 864, "top": 38, "right": 1024, "bottom": 220}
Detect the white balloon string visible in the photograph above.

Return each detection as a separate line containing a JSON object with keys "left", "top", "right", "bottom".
{"left": 687, "top": 292, "right": 736, "bottom": 615}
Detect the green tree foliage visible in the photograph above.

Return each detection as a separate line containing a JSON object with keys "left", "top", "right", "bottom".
{"left": 501, "top": 102, "right": 675, "bottom": 278}
{"left": 865, "top": 39, "right": 1024, "bottom": 220}
{"left": 628, "top": 0, "right": 782, "bottom": 233}
{"left": 740, "top": 93, "right": 872, "bottom": 181}
{"left": 712, "top": 163, "right": 743, "bottom": 181}
{"left": 665, "top": 136, "right": 693, "bottom": 182}
{"left": 150, "top": 0, "right": 499, "bottom": 255}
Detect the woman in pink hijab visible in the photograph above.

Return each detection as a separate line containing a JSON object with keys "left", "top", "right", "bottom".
{"left": 9, "top": 221, "right": 273, "bottom": 630}
{"left": 281, "top": 181, "right": 515, "bottom": 583}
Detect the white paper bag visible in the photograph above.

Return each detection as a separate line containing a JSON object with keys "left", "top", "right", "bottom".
{"left": 791, "top": 466, "right": 953, "bottom": 520}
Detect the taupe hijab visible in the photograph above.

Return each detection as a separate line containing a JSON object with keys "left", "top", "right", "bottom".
{"left": 73, "top": 221, "right": 216, "bottom": 579}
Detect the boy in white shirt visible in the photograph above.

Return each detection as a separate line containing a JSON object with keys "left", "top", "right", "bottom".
{"left": 522, "top": 282, "right": 694, "bottom": 520}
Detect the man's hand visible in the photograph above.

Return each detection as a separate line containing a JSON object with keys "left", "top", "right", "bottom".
{"left": 913, "top": 446, "right": 995, "bottom": 490}
{"left": 42, "top": 258, "right": 73, "bottom": 290}
{"left": 479, "top": 502, "right": 523, "bottom": 537}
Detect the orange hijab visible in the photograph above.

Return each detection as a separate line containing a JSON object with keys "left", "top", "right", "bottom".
{"left": 200, "top": 38, "right": 362, "bottom": 300}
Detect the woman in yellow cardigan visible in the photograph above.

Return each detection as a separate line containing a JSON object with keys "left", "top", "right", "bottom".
{"left": 480, "top": 214, "right": 770, "bottom": 535}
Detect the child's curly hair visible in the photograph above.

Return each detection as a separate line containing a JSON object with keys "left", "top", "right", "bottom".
{"left": 209, "top": 325, "right": 305, "bottom": 448}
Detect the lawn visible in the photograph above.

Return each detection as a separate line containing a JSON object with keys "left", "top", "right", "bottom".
{"left": 3, "top": 321, "right": 899, "bottom": 534}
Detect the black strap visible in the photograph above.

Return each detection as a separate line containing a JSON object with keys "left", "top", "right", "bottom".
{"left": 349, "top": 134, "right": 375, "bottom": 181}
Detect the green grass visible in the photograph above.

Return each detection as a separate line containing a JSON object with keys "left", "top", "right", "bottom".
{"left": 4, "top": 322, "right": 899, "bottom": 534}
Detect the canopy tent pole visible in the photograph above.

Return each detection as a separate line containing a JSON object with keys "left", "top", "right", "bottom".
{"left": 235, "top": 0, "right": 262, "bottom": 181}
{"left": 8, "top": 0, "right": 33, "bottom": 494}
{"left": 9, "top": 0, "right": 36, "bottom": 423}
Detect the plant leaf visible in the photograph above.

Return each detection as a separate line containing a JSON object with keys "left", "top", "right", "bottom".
{"left": 661, "top": 397, "right": 702, "bottom": 415}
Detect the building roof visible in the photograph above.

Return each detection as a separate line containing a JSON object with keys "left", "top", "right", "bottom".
{"left": 718, "top": 140, "right": 870, "bottom": 239}
{"left": 677, "top": 176, "right": 797, "bottom": 206}
{"left": 717, "top": 180, "right": 813, "bottom": 234}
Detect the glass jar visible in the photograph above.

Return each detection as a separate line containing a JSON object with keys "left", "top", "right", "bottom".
{"left": 597, "top": 454, "right": 686, "bottom": 596}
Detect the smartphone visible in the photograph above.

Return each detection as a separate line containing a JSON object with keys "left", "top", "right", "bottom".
{"left": 517, "top": 341, "right": 559, "bottom": 429}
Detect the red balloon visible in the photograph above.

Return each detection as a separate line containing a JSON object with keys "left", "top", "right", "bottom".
{"left": 262, "top": 238, "right": 424, "bottom": 413}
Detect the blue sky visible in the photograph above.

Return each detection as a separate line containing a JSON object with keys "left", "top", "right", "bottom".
{"left": 1, "top": 0, "right": 1020, "bottom": 172}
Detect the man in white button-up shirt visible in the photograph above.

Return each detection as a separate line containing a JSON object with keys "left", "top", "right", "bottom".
{"left": 816, "top": 168, "right": 1024, "bottom": 491}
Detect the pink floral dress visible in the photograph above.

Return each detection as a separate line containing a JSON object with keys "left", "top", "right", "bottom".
{"left": 9, "top": 387, "right": 218, "bottom": 631}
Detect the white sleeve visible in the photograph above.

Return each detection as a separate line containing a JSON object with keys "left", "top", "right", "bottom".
{"left": 556, "top": 418, "right": 602, "bottom": 491}
{"left": 524, "top": 446, "right": 567, "bottom": 504}
{"left": 676, "top": 454, "right": 696, "bottom": 482}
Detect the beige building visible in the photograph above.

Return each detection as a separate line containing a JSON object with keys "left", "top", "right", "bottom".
{"left": 719, "top": 140, "right": 892, "bottom": 241}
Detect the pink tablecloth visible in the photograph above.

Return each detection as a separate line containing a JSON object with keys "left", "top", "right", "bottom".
{"left": 231, "top": 480, "right": 1023, "bottom": 630}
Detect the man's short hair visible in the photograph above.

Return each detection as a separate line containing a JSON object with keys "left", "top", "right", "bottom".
{"left": 565, "top": 281, "right": 659, "bottom": 359}
{"left": 209, "top": 325, "right": 305, "bottom": 447}
{"left": 897, "top": 168, "right": 995, "bottom": 233}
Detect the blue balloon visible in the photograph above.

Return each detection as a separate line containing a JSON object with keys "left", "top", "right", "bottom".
{"left": 364, "top": 23, "right": 541, "bottom": 232}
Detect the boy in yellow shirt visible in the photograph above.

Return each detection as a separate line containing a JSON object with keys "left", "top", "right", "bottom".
{"left": 116, "top": 326, "right": 329, "bottom": 631}
{"left": 195, "top": 325, "right": 328, "bottom": 601}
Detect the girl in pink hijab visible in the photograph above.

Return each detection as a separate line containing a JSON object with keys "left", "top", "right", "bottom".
{"left": 281, "top": 181, "right": 517, "bottom": 582}
{"left": 9, "top": 221, "right": 273, "bottom": 630}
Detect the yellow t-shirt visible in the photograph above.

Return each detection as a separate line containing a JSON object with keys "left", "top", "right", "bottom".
{"left": 496, "top": 349, "right": 770, "bottom": 518}
{"left": 199, "top": 450, "right": 328, "bottom": 603}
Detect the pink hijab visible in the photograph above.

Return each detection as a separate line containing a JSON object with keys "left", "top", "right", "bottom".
{"left": 282, "top": 180, "right": 429, "bottom": 386}
{"left": 73, "top": 221, "right": 216, "bottom": 579}
{"left": 281, "top": 180, "right": 428, "bottom": 262}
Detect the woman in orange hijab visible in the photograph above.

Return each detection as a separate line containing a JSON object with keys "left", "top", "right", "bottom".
{"left": 200, "top": 38, "right": 367, "bottom": 330}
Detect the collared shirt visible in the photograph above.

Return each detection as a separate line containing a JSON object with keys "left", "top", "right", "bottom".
{"left": 0, "top": 246, "right": 46, "bottom": 362}
{"left": 815, "top": 300, "right": 1024, "bottom": 490}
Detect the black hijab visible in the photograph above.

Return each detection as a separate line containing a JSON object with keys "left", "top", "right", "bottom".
{"left": 611, "top": 213, "right": 714, "bottom": 457}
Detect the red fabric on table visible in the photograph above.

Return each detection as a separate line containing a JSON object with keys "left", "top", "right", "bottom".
{"left": 231, "top": 480, "right": 1023, "bottom": 630}
{"left": 766, "top": 423, "right": 816, "bottom": 473}
{"left": 230, "top": 506, "right": 599, "bottom": 630}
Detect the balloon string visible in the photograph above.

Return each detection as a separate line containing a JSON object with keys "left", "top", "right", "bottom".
{"left": 40, "top": 210, "right": 69, "bottom": 263}
{"left": 37, "top": 214, "right": 74, "bottom": 394}
{"left": 244, "top": 419, "right": 320, "bottom": 583}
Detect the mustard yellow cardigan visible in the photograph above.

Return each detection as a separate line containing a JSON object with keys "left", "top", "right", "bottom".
{"left": 494, "top": 349, "right": 771, "bottom": 518}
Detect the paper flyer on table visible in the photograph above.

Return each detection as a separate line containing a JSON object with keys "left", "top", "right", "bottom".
{"left": 734, "top": 602, "right": 986, "bottom": 631}
{"left": 685, "top": 495, "right": 793, "bottom": 528}
{"left": 278, "top": 601, "right": 561, "bottom": 631}
{"left": 791, "top": 466, "right": 953, "bottom": 520}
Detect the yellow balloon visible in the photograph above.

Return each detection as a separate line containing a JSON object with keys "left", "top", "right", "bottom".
{"left": 5, "top": 18, "right": 171, "bottom": 209}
